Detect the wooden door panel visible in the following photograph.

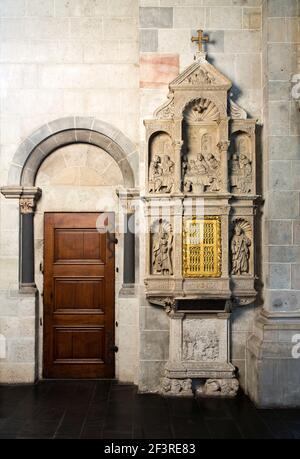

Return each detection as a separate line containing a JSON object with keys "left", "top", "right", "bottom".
{"left": 54, "top": 229, "right": 106, "bottom": 263}
{"left": 54, "top": 278, "right": 105, "bottom": 313}
{"left": 43, "top": 212, "right": 115, "bottom": 379}
{"left": 54, "top": 328, "right": 105, "bottom": 361}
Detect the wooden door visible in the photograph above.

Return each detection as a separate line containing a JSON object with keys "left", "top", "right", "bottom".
{"left": 43, "top": 212, "right": 115, "bottom": 378}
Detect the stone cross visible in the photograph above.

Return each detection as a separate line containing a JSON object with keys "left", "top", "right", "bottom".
{"left": 191, "top": 29, "right": 209, "bottom": 52}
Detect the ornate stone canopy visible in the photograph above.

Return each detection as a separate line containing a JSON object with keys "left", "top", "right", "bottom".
{"left": 143, "top": 53, "right": 259, "bottom": 309}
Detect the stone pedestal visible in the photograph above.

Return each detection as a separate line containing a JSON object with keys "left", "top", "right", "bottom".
{"left": 160, "top": 310, "right": 238, "bottom": 397}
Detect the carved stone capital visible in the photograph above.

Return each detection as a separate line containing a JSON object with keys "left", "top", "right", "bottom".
{"left": 116, "top": 187, "right": 140, "bottom": 213}
{"left": 20, "top": 197, "right": 35, "bottom": 214}
{"left": 217, "top": 140, "right": 230, "bottom": 152}
{"left": 1, "top": 187, "right": 42, "bottom": 214}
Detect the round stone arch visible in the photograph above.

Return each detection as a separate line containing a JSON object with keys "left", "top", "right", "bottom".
{"left": 2, "top": 116, "right": 139, "bottom": 293}
{"left": 8, "top": 116, "right": 137, "bottom": 187}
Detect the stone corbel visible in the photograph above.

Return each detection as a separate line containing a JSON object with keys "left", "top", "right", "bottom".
{"left": 146, "top": 296, "right": 177, "bottom": 315}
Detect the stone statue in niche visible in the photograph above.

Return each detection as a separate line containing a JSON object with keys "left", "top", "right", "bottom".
{"left": 230, "top": 136, "right": 252, "bottom": 194}
{"left": 152, "top": 219, "right": 173, "bottom": 276}
{"left": 231, "top": 219, "right": 251, "bottom": 275}
{"left": 182, "top": 134, "right": 221, "bottom": 193}
{"left": 149, "top": 134, "right": 175, "bottom": 193}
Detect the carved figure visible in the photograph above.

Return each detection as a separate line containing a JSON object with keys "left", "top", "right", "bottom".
{"left": 206, "top": 153, "right": 221, "bottom": 191}
{"left": 171, "top": 379, "right": 181, "bottom": 394}
{"left": 230, "top": 136, "right": 253, "bottom": 194}
{"left": 239, "top": 153, "right": 252, "bottom": 193}
{"left": 149, "top": 155, "right": 163, "bottom": 193}
{"left": 161, "top": 377, "right": 172, "bottom": 393}
{"left": 149, "top": 153, "right": 174, "bottom": 193}
{"left": 161, "top": 155, "right": 175, "bottom": 192}
{"left": 152, "top": 220, "right": 173, "bottom": 275}
{"left": 160, "top": 377, "right": 193, "bottom": 396}
{"left": 195, "top": 153, "right": 208, "bottom": 174}
{"left": 198, "top": 378, "right": 239, "bottom": 397}
{"left": 231, "top": 222, "right": 251, "bottom": 275}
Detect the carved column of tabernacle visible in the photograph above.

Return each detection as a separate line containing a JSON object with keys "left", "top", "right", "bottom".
{"left": 173, "top": 140, "right": 183, "bottom": 193}
{"left": 217, "top": 139, "right": 230, "bottom": 192}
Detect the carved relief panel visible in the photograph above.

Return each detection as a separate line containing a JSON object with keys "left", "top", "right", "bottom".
{"left": 148, "top": 132, "right": 175, "bottom": 194}
{"left": 229, "top": 132, "right": 253, "bottom": 194}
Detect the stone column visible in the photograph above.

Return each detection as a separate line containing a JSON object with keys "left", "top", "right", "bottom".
{"left": 1, "top": 187, "right": 42, "bottom": 293}
{"left": 217, "top": 139, "right": 230, "bottom": 193}
{"left": 123, "top": 211, "right": 135, "bottom": 285}
{"left": 117, "top": 188, "right": 139, "bottom": 296}
{"left": 173, "top": 140, "right": 183, "bottom": 193}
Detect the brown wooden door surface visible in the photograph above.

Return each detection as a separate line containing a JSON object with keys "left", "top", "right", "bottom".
{"left": 43, "top": 212, "right": 115, "bottom": 378}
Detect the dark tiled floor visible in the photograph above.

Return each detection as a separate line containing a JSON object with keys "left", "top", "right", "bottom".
{"left": 0, "top": 380, "right": 300, "bottom": 439}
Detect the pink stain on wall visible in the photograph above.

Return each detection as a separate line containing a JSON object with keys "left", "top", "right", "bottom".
{"left": 140, "top": 54, "right": 180, "bottom": 89}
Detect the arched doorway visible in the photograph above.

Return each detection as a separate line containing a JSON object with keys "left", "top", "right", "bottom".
{"left": 1, "top": 117, "right": 139, "bottom": 380}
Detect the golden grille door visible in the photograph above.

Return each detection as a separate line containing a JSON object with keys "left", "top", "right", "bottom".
{"left": 183, "top": 217, "right": 221, "bottom": 277}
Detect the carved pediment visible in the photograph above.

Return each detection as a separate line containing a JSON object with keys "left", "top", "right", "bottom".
{"left": 169, "top": 59, "right": 232, "bottom": 91}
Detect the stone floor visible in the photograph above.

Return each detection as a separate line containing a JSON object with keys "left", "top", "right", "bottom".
{"left": 0, "top": 380, "right": 300, "bottom": 439}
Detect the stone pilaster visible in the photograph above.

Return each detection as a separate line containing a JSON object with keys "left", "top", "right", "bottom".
{"left": 1, "top": 187, "right": 42, "bottom": 293}
{"left": 117, "top": 188, "right": 140, "bottom": 296}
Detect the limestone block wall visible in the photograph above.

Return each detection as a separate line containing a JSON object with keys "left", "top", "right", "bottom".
{"left": 262, "top": 0, "right": 300, "bottom": 312}
{"left": 138, "top": 0, "right": 263, "bottom": 393}
{"left": 246, "top": 0, "right": 300, "bottom": 407}
{"left": 0, "top": 0, "right": 140, "bottom": 383}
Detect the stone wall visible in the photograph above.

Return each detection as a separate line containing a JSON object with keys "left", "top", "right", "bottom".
{"left": 0, "top": 0, "right": 299, "bottom": 406}
{"left": 0, "top": 0, "right": 140, "bottom": 383}
{"left": 246, "top": 0, "right": 300, "bottom": 407}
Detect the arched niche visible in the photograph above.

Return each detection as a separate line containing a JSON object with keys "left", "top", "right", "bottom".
{"left": 181, "top": 98, "right": 222, "bottom": 194}
{"left": 229, "top": 130, "right": 253, "bottom": 195}
{"left": 148, "top": 131, "right": 175, "bottom": 194}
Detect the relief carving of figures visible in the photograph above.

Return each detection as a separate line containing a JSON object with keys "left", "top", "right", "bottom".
{"left": 231, "top": 219, "right": 252, "bottom": 275}
{"left": 151, "top": 219, "right": 173, "bottom": 276}
{"left": 196, "top": 378, "right": 239, "bottom": 397}
{"left": 149, "top": 155, "right": 162, "bottom": 193}
{"left": 182, "top": 134, "right": 221, "bottom": 193}
{"left": 183, "top": 320, "right": 220, "bottom": 362}
{"left": 149, "top": 133, "right": 175, "bottom": 194}
{"left": 160, "top": 377, "right": 193, "bottom": 396}
{"left": 230, "top": 135, "right": 253, "bottom": 194}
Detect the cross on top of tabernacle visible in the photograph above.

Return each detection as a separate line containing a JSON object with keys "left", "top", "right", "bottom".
{"left": 191, "top": 29, "right": 209, "bottom": 60}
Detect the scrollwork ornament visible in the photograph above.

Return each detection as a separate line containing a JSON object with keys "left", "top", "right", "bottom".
{"left": 19, "top": 198, "right": 35, "bottom": 214}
